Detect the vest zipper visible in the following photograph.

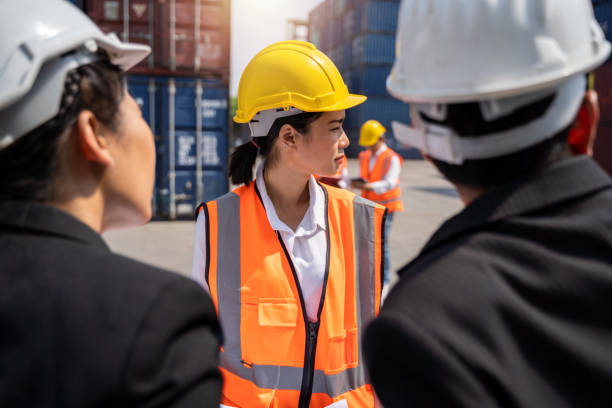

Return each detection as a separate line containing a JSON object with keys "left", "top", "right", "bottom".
{"left": 276, "top": 231, "right": 321, "bottom": 408}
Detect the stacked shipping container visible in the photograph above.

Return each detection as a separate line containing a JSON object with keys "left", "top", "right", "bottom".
{"left": 78, "top": 0, "right": 230, "bottom": 218}
{"left": 309, "top": 0, "right": 418, "bottom": 158}
{"left": 593, "top": 0, "right": 612, "bottom": 176}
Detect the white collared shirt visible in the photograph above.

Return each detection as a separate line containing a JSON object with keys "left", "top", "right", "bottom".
{"left": 367, "top": 143, "right": 401, "bottom": 194}
{"left": 192, "top": 161, "right": 327, "bottom": 322}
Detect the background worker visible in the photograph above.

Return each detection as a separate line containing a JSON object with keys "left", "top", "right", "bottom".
{"left": 351, "top": 119, "right": 403, "bottom": 288}
{"left": 0, "top": 1, "right": 222, "bottom": 406}
{"left": 192, "top": 41, "right": 386, "bottom": 408}
{"left": 364, "top": 1, "right": 612, "bottom": 407}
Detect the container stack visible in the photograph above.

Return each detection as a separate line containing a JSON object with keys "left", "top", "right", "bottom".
{"left": 593, "top": 0, "right": 612, "bottom": 176}
{"left": 309, "top": 0, "right": 418, "bottom": 158}
{"left": 80, "top": 0, "right": 230, "bottom": 219}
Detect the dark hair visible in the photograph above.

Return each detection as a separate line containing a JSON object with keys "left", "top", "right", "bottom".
{"left": 228, "top": 111, "right": 322, "bottom": 185}
{"left": 422, "top": 94, "right": 571, "bottom": 189}
{"left": 0, "top": 58, "right": 125, "bottom": 203}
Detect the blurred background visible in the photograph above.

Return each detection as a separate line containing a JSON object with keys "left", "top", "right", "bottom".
{"left": 61, "top": 0, "right": 612, "bottom": 278}
{"left": 65, "top": 0, "right": 612, "bottom": 221}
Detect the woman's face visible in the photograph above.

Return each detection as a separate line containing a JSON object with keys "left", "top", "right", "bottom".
{"left": 102, "top": 91, "right": 156, "bottom": 229}
{"left": 294, "top": 110, "right": 349, "bottom": 177}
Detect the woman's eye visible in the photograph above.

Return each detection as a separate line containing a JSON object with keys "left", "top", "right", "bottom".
{"left": 330, "top": 127, "right": 341, "bottom": 132}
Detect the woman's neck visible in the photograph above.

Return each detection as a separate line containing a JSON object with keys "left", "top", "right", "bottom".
{"left": 263, "top": 161, "right": 311, "bottom": 231}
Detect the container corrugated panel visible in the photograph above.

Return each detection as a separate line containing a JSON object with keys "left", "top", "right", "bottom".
{"left": 359, "top": 1, "right": 400, "bottom": 34}
{"left": 352, "top": 65, "right": 392, "bottom": 96}
{"left": 330, "top": 46, "right": 345, "bottom": 71}
{"left": 333, "top": 19, "right": 344, "bottom": 48}
{"left": 156, "top": 169, "right": 228, "bottom": 218}
{"left": 88, "top": 0, "right": 155, "bottom": 68}
{"left": 159, "top": 77, "right": 228, "bottom": 130}
{"left": 157, "top": 0, "right": 229, "bottom": 72}
{"left": 343, "top": 4, "right": 363, "bottom": 39}
{"left": 594, "top": 62, "right": 612, "bottom": 122}
{"left": 88, "top": 0, "right": 229, "bottom": 78}
{"left": 127, "top": 75, "right": 229, "bottom": 218}
{"left": 346, "top": 96, "right": 409, "bottom": 130}
{"left": 352, "top": 34, "right": 396, "bottom": 65}
{"left": 343, "top": 42, "right": 352, "bottom": 70}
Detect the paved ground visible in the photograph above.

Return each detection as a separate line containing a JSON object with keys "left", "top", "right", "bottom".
{"left": 103, "top": 159, "right": 463, "bottom": 286}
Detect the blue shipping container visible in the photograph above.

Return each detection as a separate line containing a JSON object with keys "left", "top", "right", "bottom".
{"left": 351, "top": 65, "right": 393, "bottom": 96}
{"left": 352, "top": 34, "right": 396, "bottom": 65}
{"left": 127, "top": 75, "right": 229, "bottom": 219}
{"left": 156, "top": 169, "right": 228, "bottom": 218}
{"left": 346, "top": 96, "right": 410, "bottom": 130}
{"left": 359, "top": 1, "right": 400, "bottom": 34}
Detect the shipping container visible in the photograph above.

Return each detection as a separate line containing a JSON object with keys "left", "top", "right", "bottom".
{"left": 358, "top": 1, "right": 400, "bottom": 34}
{"left": 156, "top": 0, "right": 229, "bottom": 72}
{"left": 352, "top": 34, "right": 395, "bottom": 65}
{"left": 127, "top": 75, "right": 229, "bottom": 219}
{"left": 346, "top": 96, "right": 409, "bottom": 129}
{"left": 350, "top": 65, "right": 392, "bottom": 96}
{"left": 87, "top": 0, "right": 230, "bottom": 78}
{"left": 87, "top": 0, "right": 156, "bottom": 69}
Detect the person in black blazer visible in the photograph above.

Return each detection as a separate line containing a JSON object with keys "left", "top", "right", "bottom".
{"left": 364, "top": 1, "right": 612, "bottom": 407}
{"left": 0, "top": 1, "right": 221, "bottom": 406}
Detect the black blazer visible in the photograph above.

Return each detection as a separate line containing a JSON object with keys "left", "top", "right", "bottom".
{"left": 0, "top": 202, "right": 222, "bottom": 407}
{"left": 364, "top": 157, "right": 612, "bottom": 407}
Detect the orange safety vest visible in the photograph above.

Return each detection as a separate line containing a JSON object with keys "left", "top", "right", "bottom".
{"left": 359, "top": 147, "right": 404, "bottom": 213}
{"left": 199, "top": 181, "right": 386, "bottom": 408}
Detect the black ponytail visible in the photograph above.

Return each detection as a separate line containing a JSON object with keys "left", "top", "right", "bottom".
{"left": 228, "top": 111, "right": 322, "bottom": 186}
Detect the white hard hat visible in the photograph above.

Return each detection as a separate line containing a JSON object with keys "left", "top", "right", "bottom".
{"left": 0, "top": 0, "right": 150, "bottom": 150}
{"left": 388, "top": 0, "right": 611, "bottom": 164}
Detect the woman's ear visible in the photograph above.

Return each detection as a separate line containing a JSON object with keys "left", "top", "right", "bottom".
{"left": 568, "top": 90, "right": 599, "bottom": 156}
{"left": 278, "top": 123, "right": 298, "bottom": 150}
{"left": 75, "top": 110, "right": 114, "bottom": 166}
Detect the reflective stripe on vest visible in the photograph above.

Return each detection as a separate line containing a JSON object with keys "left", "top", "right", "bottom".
{"left": 203, "top": 182, "right": 385, "bottom": 407}
{"left": 359, "top": 147, "right": 404, "bottom": 212}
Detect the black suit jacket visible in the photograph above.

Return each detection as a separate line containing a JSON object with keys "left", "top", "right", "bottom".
{"left": 0, "top": 202, "right": 222, "bottom": 407}
{"left": 364, "top": 157, "right": 612, "bottom": 407}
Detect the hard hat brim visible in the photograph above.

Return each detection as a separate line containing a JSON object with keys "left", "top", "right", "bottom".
{"left": 233, "top": 94, "right": 366, "bottom": 123}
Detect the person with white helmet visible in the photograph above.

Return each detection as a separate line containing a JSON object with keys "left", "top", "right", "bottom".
{"left": 191, "top": 41, "right": 386, "bottom": 407}
{"left": 0, "top": 1, "right": 221, "bottom": 406}
{"left": 352, "top": 119, "right": 404, "bottom": 290}
{"left": 363, "top": 1, "right": 612, "bottom": 407}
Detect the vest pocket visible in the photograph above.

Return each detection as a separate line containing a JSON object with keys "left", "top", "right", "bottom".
{"left": 258, "top": 300, "right": 298, "bottom": 327}
{"left": 325, "top": 327, "right": 359, "bottom": 374}
{"left": 243, "top": 298, "right": 299, "bottom": 366}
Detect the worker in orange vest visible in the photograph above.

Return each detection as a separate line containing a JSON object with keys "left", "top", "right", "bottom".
{"left": 351, "top": 120, "right": 404, "bottom": 288}
{"left": 191, "top": 41, "right": 386, "bottom": 408}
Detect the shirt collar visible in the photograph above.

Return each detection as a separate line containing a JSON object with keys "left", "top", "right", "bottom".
{"left": 255, "top": 160, "right": 327, "bottom": 234}
{"left": 373, "top": 143, "right": 388, "bottom": 157}
{"left": 415, "top": 156, "right": 612, "bottom": 261}
{"left": 0, "top": 201, "right": 110, "bottom": 250}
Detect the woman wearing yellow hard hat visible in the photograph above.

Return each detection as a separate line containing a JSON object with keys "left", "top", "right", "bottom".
{"left": 192, "top": 41, "right": 386, "bottom": 408}
{"left": 351, "top": 119, "right": 404, "bottom": 291}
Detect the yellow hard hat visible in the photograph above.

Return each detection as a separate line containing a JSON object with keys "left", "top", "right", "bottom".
{"left": 359, "top": 120, "right": 386, "bottom": 146}
{"left": 233, "top": 41, "right": 366, "bottom": 123}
